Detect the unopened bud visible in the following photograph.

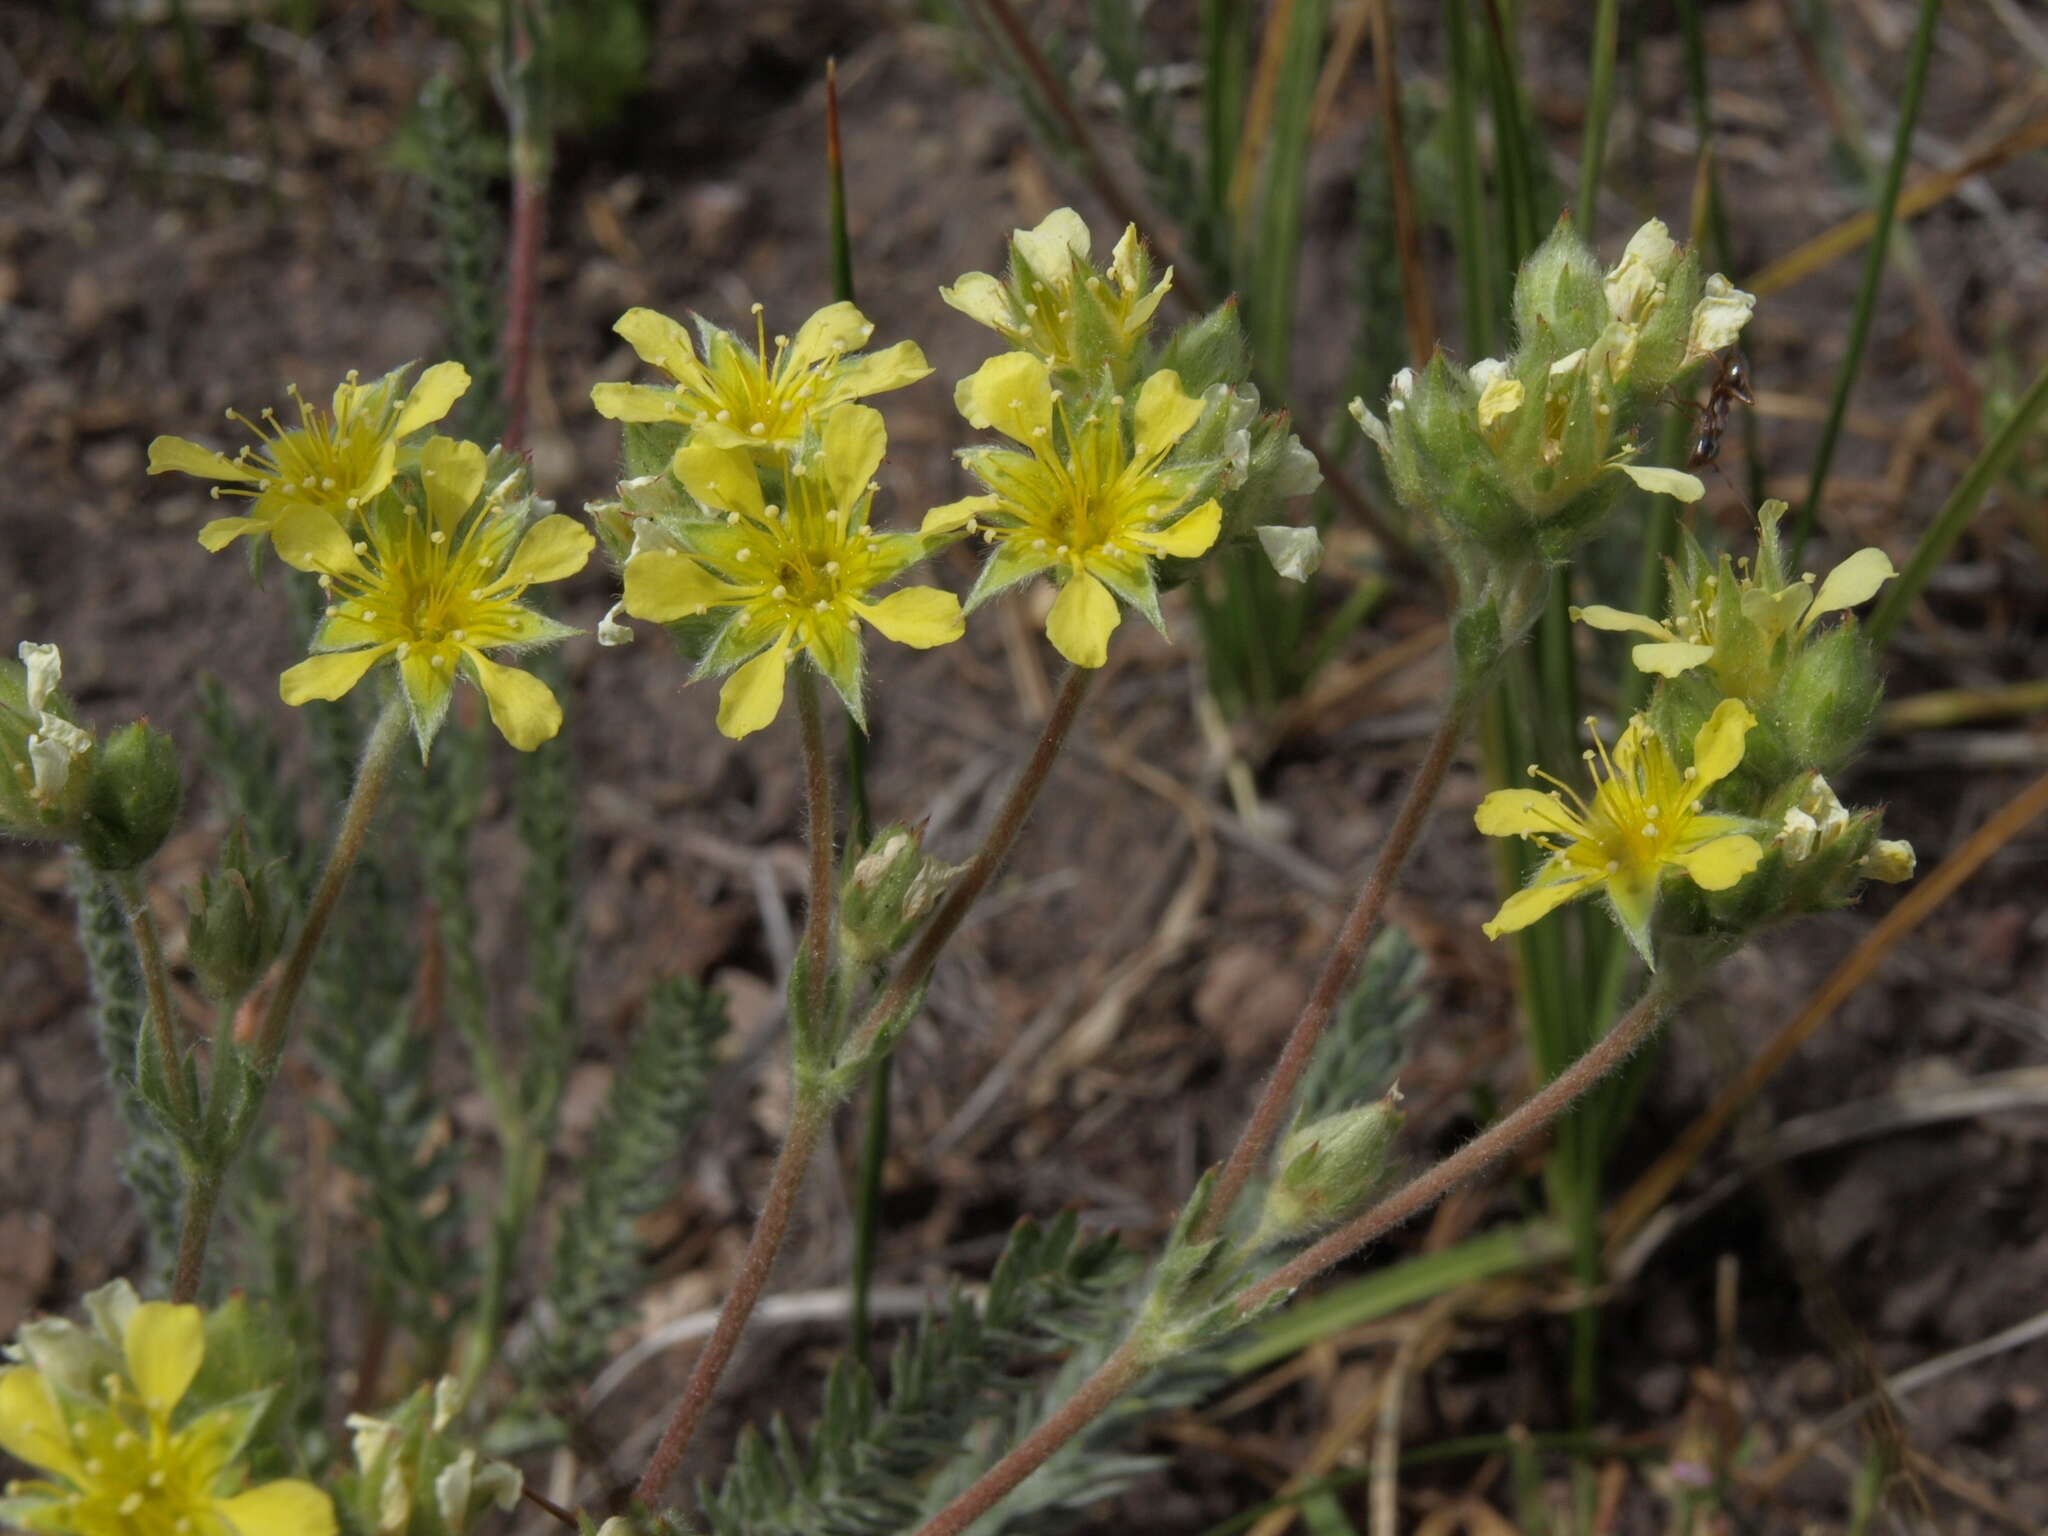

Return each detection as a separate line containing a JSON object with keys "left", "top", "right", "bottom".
{"left": 1513, "top": 216, "right": 1608, "bottom": 354}
{"left": 838, "top": 824, "right": 959, "bottom": 970}
{"left": 1862, "top": 838, "right": 1916, "bottom": 883}
{"left": 1255, "top": 1088, "right": 1405, "bottom": 1246}
{"left": 77, "top": 720, "right": 181, "bottom": 871}
{"left": 186, "top": 825, "right": 292, "bottom": 1002}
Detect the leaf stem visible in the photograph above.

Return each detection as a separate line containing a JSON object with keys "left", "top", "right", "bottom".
{"left": 1235, "top": 986, "right": 1671, "bottom": 1313}
{"left": 1199, "top": 692, "right": 1473, "bottom": 1236}
{"left": 255, "top": 697, "right": 408, "bottom": 1076}
{"left": 169, "top": 1168, "right": 222, "bottom": 1305}
{"left": 907, "top": 1337, "right": 1150, "bottom": 1536}
{"left": 838, "top": 665, "right": 1095, "bottom": 1070}
{"left": 633, "top": 1095, "right": 829, "bottom": 1505}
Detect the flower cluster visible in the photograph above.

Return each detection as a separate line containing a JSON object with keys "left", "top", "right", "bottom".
{"left": 928, "top": 210, "right": 1316, "bottom": 668}
{"left": 1482, "top": 504, "right": 1915, "bottom": 962}
{"left": 0, "top": 1283, "right": 333, "bottom": 1536}
{"left": 1353, "top": 217, "right": 1754, "bottom": 608}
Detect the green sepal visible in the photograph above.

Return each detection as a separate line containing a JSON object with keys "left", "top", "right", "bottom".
{"left": 78, "top": 720, "right": 182, "bottom": 872}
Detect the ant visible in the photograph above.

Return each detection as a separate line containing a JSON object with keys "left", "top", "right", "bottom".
{"left": 1683, "top": 347, "right": 1753, "bottom": 470}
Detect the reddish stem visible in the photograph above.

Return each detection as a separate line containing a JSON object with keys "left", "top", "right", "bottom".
{"left": 501, "top": 167, "right": 543, "bottom": 456}
{"left": 1198, "top": 696, "right": 1471, "bottom": 1238}
{"left": 633, "top": 1100, "right": 828, "bottom": 1506}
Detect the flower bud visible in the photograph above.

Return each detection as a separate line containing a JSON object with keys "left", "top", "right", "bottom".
{"left": 1513, "top": 216, "right": 1608, "bottom": 355}
{"left": 1774, "top": 620, "right": 1881, "bottom": 776}
{"left": 77, "top": 719, "right": 182, "bottom": 871}
{"left": 186, "top": 824, "right": 293, "bottom": 1002}
{"left": 1254, "top": 1088, "right": 1405, "bottom": 1246}
{"left": 1862, "top": 838, "right": 1916, "bottom": 883}
{"left": 838, "top": 824, "right": 959, "bottom": 970}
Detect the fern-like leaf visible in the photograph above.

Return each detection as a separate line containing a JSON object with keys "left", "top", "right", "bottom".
{"left": 698, "top": 1213, "right": 1138, "bottom": 1536}
{"left": 529, "top": 975, "right": 728, "bottom": 1395}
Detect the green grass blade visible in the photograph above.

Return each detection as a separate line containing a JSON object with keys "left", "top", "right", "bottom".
{"left": 1445, "top": 0, "right": 1497, "bottom": 354}
{"left": 1789, "top": 0, "right": 1942, "bottom": 561}
{"left": 1575, "top": 0, "right": 1620, "bottom": 225}
{"left": 1868, "top": 355, "right": 2048, "bottom": 649}
{"left": 1225, "top": 1222, "right": 1568, "bottom": 1373}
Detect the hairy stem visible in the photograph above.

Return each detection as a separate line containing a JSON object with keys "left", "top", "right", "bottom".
{"left": 116, "top": 869, "right": 195, "bottom": 1127}
{"left": 255, "top": 698, "right": 407, "bottom": 1076}
{"left": 169, "top": 1169, "right": 221, "bottom": 1305}
{"left": 839, "top": 665, "right": 1095, "bottom": 1068}
{"left": 795, "top": 669, "right": 836, "bottom": 1034}
{"left": 633, "top": 1096, "right": 829, "bottom": 1505}
{"left": 1200, "top": 693, "right": 1473, "bottom": 1235}
{"left": 908, "top": 1338, "right": 1149, "bottom": 1536}
{"left": 1236, "top": 987, "right": 1670, "bottom": 1312}
{"left": 913, "top": 989, "right": 1673, "bottom": 1529}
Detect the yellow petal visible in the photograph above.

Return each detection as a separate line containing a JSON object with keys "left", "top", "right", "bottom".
{"left": 615, "top": 307, "right": 700, "bottom": 381}
{"left": 717, "top": 632, "right": 792, "bottom": 739}
{"left": 198, "top": 516, "right": 267, "bottom": 553}
{"left": 672, "top": 441, "right": 766, "bottom": 519}
{"left": 855, "top": 588, "right": 964, "bottom": 649}
{"left": 1805, "top": 546, "right": 1896, "bottom": 626}
{"left": 787, "top": 301, "right": 874, "bottom": 372}
{"left": 622, "top": 549, "right": 744, "bottom": 621}
{"left": 939, "top": 271, "right": 1011, "bottom": 330}
{"left": 393, "top": 361, "right": 471, "bottom": 437}
{"left": 1689, "top": 696, "right": 1756, "bottom": 789}
{"left": 834, "top": 340, "right": 933, "bottom": 398}
{"left": 1045, "top": 570, "right": 1118, "bottom": 669}
{"left": 1631, "top": 641, "right": 1715, "bottom": 676}
{"left": 466, "top": 652, "right": 563, "bottom": 750}
{"left": 149, "top": 436, "right": 261, "bottom": 482}
{"left": 503, "top": 515, "right": 594, "bottom": 585}
{"left": 922, "top": 495, "right": 1001, "bottom": 536}
{"left": 1474, "top": 789, "right": 1581, "bottom": 840}
{"left": 1476, "top": 375, "right": 1524, "bottom": 430}
{"left": 0, "top": 1367, "right": 84, "bottom": 1482}
{"left": 217, "top": 1480, "right": 339, "bottom": 1536}
{"left": 1569, "top": 604, "right": 1672, "bottom": 641}
{"left": 957, "top": 352, "right": 1052, "bottom": 444}
{"left": 820, "top": 403, "right": 887, "bottom": 500}
{"left": 1013, "top": 207, "right": 1091, "bottom": 276}
{"left": 271, "top": 506, "right": 362, "bottom": 575}
{"left": 1135, "top": 499, "right": 1220, "bottom": 559}
{"left": 280, "top": 645, "right": 393, "bottom": 706}
{"left": 1482, "top": 868, "right": 1597, "bottom": 939}
{"left": 590, "top": 382, "right": 683, "bottom": 422}
{"left": 124, "top": 1301, "right": 204, "bottom": 1415}
{"left": 419, "top": 436, "right": 486, "bottom": 531}
{"left": 1670, "top": 833, "right": 1761, "bottom": 892}
{"left": 1133, "top": 369, "right": 1203, "bottom": 456}
{"left": 1615, "top": 463, "right": 1705, "bottom": 501}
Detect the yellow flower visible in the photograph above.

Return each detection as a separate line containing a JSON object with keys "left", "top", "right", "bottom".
{"left": 1572, "top": 512, "right": 1897, "bottom": 679}
{"left": 590, "top": 302, "right": 930, "bottom": 453}
{"left": 147, "top": 362, "right": 470, "bottom": 569}
{"left": 279, "top": 437, "right": 592, "bottom": 756}
{"left": 0, "top": 1300, "right": 334, "bottom": 1536}
{"left": 939, "top": 210, "right": 1172, "bottom": 371}
{"left": 619, "top": 403, "right": 963, "bottom": 739}
{"left": 922, "top": 354, "right": 1221, "bottom": 669}
{"left": 1475, "top": 699, "right": 1763, "bottom": 962}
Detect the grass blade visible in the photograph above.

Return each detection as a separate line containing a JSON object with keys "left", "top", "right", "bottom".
{"left": 1789, "top": 0, "right": 1943, "bottom": 560}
